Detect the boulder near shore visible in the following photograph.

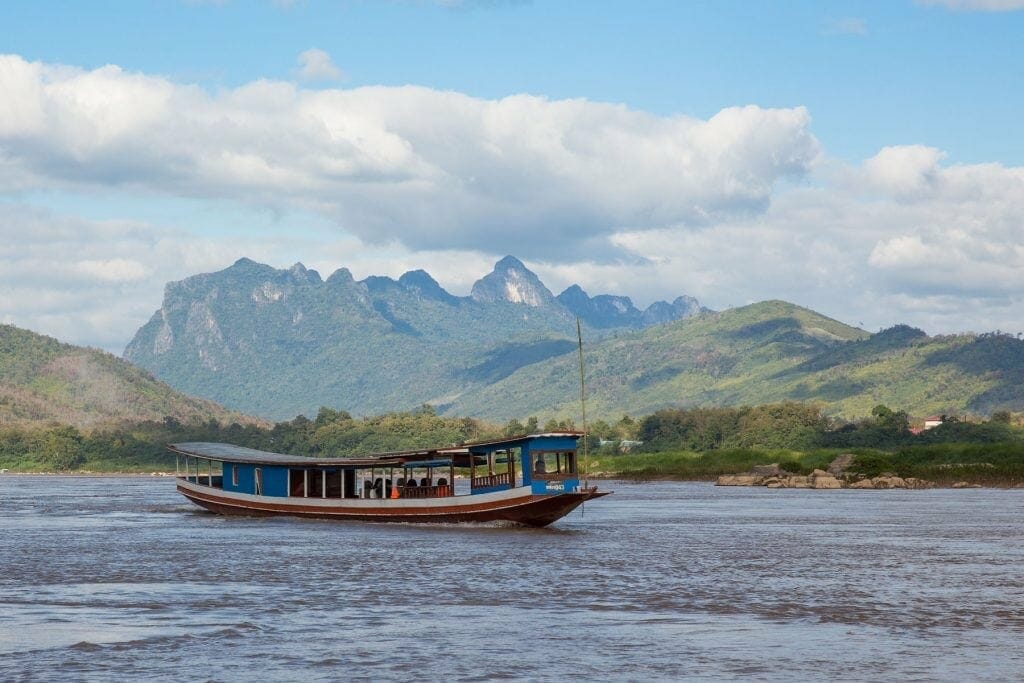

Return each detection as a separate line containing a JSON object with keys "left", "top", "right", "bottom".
{"left": 716, "top": 456, "right": 938, "bottom": 490}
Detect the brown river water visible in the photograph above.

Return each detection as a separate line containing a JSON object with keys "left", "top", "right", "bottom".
{"left": 1, "top": 476, "right": 1023, "bottom": 681}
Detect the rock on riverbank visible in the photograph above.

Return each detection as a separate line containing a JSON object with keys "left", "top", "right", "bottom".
{"left": 716, "top": 457, "right": 938, "bottom": 490}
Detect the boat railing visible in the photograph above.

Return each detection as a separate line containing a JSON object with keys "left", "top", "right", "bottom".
{"left": 179, "top": 474, "right": 223, "bottom": 488}
{"left": 471, "top": 472, "right": 511, "bottom": 489}
{"left": 400, "top": 484, "right": 453, "bottom": 499}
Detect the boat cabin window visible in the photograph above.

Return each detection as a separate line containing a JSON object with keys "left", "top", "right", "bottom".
{"left": 289, "top": 469, "right": 306, "bottom": 497}
{"left": 231, "top": 465, "right": 239, "bottom": 487}
{"left": 286, "top": 468, "right": 348, "bottom": 498}
{"left": 326, "top": 470, "right": 342, "bottom": 498}
{"left": 254, "top": 468, "right": 263, "bottom": 495}
{"left": 532, "top": 450, "right": 577, "bottom": 479}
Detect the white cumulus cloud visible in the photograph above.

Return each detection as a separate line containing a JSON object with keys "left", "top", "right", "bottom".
{"left": 862, "top": 145, "right": 946, "bottom": 198}
{"left": 0, "top": 202, "right": 329, "bottom": 351}
{"left": 919, "top": 0, "right": 1024, "bottom": 10}
{"left": 863, "top": 151, "right": 1024, "bottom": 300}
{"left": 0, "top": 54, "right": 820, "bottom": 259}
{"left": 295, "top": 48, "right": 344, "bottom": 82}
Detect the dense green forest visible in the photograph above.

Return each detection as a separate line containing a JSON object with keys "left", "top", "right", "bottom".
{"left": 632, "top": 402, "right": 1022, "bottom": 452}
{"left": 0, "top": 406, "right": 500, "bottom": 472}
{"left": 1, "top": 400, "right": 1021, "bottom": 484}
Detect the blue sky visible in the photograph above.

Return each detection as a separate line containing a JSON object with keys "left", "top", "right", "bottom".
{"left": 2, "top": 0, "right": 1024, "bottom": 350}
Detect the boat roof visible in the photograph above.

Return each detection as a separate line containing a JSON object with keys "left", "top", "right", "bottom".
{"left": 167, "top": 442, "right": 407, "bottom": 466}
{"left": 168, "top": 431, "right": 581, "bottom": 467}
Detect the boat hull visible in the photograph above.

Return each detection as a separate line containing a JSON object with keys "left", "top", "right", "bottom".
{"left": 177, "top": 480, "right": 609, "bottom": 527}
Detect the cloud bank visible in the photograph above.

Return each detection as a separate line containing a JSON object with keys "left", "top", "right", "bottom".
{"left": 2, "top": 54, "right": 1024, "bottom": 350}
{"left": 0, "top": 54, "right": 819, "bottom": 257}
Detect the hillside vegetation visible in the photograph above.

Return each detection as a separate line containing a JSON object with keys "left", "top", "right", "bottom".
{"left": 0, "top": 324, "right": 254, "bottom": 429}
{"left": 452, "top": 303, "right": 1024, "bottom": 421}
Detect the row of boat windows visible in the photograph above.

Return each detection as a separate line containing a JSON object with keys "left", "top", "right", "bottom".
{"left": 283, "top": 469, "right": 453, "bottom": 499}
{"left": 218, "top": 466, "right": 456, "bottom": 499}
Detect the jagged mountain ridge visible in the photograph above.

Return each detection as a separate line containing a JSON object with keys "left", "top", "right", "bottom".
{"left": 124, "top": 256, "right": 705, "bottom": 420}
{"left": 556, "top": 284, "right": 705, "bottom": 329}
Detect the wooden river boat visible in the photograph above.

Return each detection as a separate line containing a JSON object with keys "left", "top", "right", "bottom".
{"left": 169, "top": 432, "right": 610, "bottom": 527}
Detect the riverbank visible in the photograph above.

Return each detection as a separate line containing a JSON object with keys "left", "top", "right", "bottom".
{"left": 0, "top": 471, "right": 175, "bottom": 477}
{"left": 4, "top": 442, "right": 1023, "bottom": 487}
{"left": 586, "top": 443, "right": 1024, "bottom": 488}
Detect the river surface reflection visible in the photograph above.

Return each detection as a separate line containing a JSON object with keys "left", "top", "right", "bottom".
{"left": 2, "top": 476, "right": 1023, "bottom": 681}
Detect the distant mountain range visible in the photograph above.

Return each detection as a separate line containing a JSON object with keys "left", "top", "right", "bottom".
{"left": 124, "top": 256, "right": 706, "bottom": 420}
{"left": 122, "top": 257, "right": 1024, "bottom": 422}
{"left": 0, "top": 324, "right": 253, "bottom": 428}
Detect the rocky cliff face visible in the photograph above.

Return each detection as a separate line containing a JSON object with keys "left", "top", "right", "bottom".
{"left": 642, "top": 295, "right": 705, "bottom": 326}
{"left": 397, "top": 269, "right": 459, "bottom": 304}
{"left": 556, "top": 285, "right": 707, "bottom": 329}
{"left": 124, "top": 255, "right": 706, "bottom": 420}
{"left": 470, "top": 256, "right": 559, "bottom": 308}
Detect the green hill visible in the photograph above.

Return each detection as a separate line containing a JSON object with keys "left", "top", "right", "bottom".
{"left": 448, "top": 301, "right": 1024, "bottom": 421}
{"left": 0, "top": 324, "right": 255, "bottom": 429}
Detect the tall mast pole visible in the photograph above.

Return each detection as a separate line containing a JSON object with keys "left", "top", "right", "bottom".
{"left": 577, "top": 318, "right": 589, "bottom": 490}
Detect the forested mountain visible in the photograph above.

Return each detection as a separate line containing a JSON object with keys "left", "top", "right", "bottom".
{"left": 0, "top": 324, "right": 253, "bottom": 428}
{"left": 124, "top": 256, "right": 704, "bottom": 420}
{"left": 451, "top": 302, "right": 1024, "bottom": 421}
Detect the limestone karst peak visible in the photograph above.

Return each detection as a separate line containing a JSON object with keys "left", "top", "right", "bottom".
{"left": 470, "top": 256, "right": 555, "bottom": 307}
